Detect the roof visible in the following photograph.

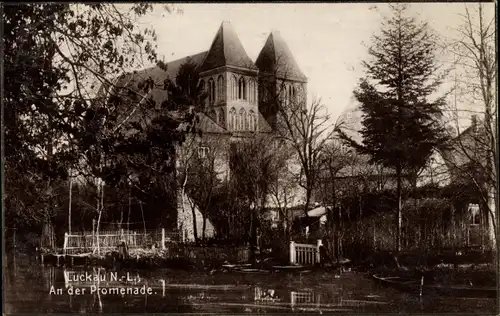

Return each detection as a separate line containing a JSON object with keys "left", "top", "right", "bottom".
{"left": 200, "top": 21, "right": 257, "bottom": 73}
{"left": 196, "top": 112, "right": 230, "bottom": 134}
{"left": 256, "top": 31, "right": 307, "bottom": 82}
{"left": 307, "top": 206, "right": 328, "bottom": 218}
{"left": 437, "top": 122, "right": 488, "bottom": 170}
{"left": 258, "top": 112, "right": 273, "bottom": 133}
{"left": 113, "top": 51, "right": 208, "bottom": 108}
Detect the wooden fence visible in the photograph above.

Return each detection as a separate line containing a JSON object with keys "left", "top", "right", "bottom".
{"left": 289, "top": 240, "right": 322, "bottom": 266}
{"left": 63, "top": 229, "right": 179, "bottom": 255}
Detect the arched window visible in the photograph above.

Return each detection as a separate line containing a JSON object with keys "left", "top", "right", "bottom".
{"left": 215, "top": 109, "right": 220, "bottom": 123}
{"left": 253, "top": 81, "right": 257, "bottom": 104}
{"left": 292, "top": 86, "right": 296, "bottom": 103}
{"left": 239, "top": 108, "right": 246, "bottom": 131}
{"left": 238, "top": 77, "right": 246, "bottom": 100}
{"left": 208, "top": 78, "right": 215, "bottom": 105}
{"left": 297, "top": 84, "right": 305, "bottom": 104}
{"left": 229, "top": 108, "right": 236, "bottom": 130}
{"left": 217, "top": 75, "right": 224, "bottom": 103}
{"left": 249, "top": 110, "right": 256, "bottom": 131}
{"left": 248, "top": 80, "right": 257, "bottom": 104}
{"left": 231, "top": 76, "right": 237, "bottom": 100}
{"left": 235, "top": 109, "right": 240, "bottom": 131}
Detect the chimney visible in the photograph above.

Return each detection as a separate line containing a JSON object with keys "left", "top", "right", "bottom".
{"left": 471, "top": 115, "right": 478, "bottom": 133}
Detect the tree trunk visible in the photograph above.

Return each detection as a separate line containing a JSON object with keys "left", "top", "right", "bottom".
{"left": 304, "top": 188, "right": 311, "bottom": 218}
{"left": 127, "top": 187, "right": 131, "bottom": 231}
{"left": 396, "top": 165, "right": 402, "bottom": 253}
{"left": 96, "top": 180, "right": 104, "bottom": 255}
{"left": 190, "top": 202, "right": 198, "bottom": 244}
{"left": 68, "top": 174, "right": 73, "bottom": 234}
{"left": 487, "top": 187, "right": 497, "bottom": 251}
{"left": 249, "top": 203, "right": 257, "bottom": 264}
{"left": 202, "top": 214, "right": 207, "bottom": 242}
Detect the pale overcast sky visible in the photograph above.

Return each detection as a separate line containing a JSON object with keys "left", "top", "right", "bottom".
{"left": 137, "top": 3, "right": 494, "bottom": 124}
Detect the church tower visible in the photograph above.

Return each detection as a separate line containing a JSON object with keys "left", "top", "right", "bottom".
{"left": 198, "top": 21, "right": 260, "bottom": 133}
{"left": 256, "top": 30, "right": 307, "bottom": 130}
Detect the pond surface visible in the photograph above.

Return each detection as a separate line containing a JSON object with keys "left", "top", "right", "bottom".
{"left": 3, "top": 252, "right": 498, "bottom": 314}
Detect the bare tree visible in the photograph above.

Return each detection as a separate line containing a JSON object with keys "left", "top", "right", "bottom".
{"left": 446, "top": 3, "right": 497, "bottom": 250}
{"left": 276, "top": 96, "right": 341, "bottom": 218}
{"left": 230, "top": 134, "right": 285, "bottom": 261}
{"left": 268, "top": 143, "right": 298, "bottom": 240}
{"left": 185, "top": 135, "right": 227, "bottom": 241}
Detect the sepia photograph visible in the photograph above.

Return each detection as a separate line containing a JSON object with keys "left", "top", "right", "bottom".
{"left": 2, "top": 2, "right": 498, "bottom": 314}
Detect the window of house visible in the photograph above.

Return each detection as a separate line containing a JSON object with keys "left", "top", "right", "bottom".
{"left": 238, "top": 77, "right": 246, "bottom": 100}
{"left": 469, "top": 204, "right": 480, "bottom": 225}
{"left": 217, "top": 75, "right": 224, "bottom": 103}
{"left": 198, "top": 146, "right": 209, "bottom": 159}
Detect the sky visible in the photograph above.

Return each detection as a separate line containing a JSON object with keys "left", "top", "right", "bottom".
{"left": 137, "top": 3, "right": 495, "bottom": 127}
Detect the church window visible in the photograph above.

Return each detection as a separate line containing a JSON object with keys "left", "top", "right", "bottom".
{"left": 236, "top": 111, "right": 240, "bottom": 130}
{"left": 249, "top": 110, "right": 257, "bottom": 131}
{"left": 208, "top": 78, "right": 215, "bottom": 105}
{"left": 229, "top": 107, "right": 236, "bottom": 131}
{"left": 238, "top": 77, "right": 246, "bottom": 100}
{"left": 217, "top": 75, "right": 224, "bottom": 103}
{"left": 248, "top": 80, "right": 254, "bottom": 104}
{"left": 239, "top": 108, "right": 246, "bottom": 131}
{"left": 231, "top": 76, "right": 238, "bottom": 100}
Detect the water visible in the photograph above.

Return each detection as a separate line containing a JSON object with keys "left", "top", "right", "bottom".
{"left": 3, "top": 252, "right": 498, "bottom": 314}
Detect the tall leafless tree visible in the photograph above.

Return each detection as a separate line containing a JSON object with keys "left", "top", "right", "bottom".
{"left": 446, "top": 3, "right": 497, "bottom": 250}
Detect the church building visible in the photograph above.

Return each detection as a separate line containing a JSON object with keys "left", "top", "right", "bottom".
{"left": 115, "top": 21, "right": 308, "bottom": 241}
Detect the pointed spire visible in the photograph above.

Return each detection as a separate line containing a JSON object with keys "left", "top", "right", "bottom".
{"left": 256, "top": 31, "right": 307, "bottom": 82}
{"left": 200, "top": 21, "right": 257, "bottom": 72}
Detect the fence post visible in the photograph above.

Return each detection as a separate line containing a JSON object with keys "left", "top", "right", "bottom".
{"left": 290, "top": 241, "right": 296, "bottom": 264}
{"left": 316, "top": 239, "right": 322, "bottom": 264}
{"left": 63, "top": 233, "right": 68, "bottom": 255}
{"left": 161, "top": 228, "right": 166, "bottom": 250}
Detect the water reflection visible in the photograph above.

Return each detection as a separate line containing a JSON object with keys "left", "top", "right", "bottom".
{"left": 3, "top": 252, "right": 498, "bottom": 314}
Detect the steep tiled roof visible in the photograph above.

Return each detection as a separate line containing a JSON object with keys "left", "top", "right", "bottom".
{"left": 196, "top": 112, "right": 229, "bottom": 134}
{"left": 258, "top": 112, "right": 273, "bottom": 133}
{"left": 200, "top": 21, "right": 258, "bottom": 73}
{"left": 256, "top": 31, "right": 307, "bottom": 82}
{"left": 114, "top": 51, "right": 208, "bottom": 107}
{"left": 438, "top": 123, "right": 488, "bottom": 171}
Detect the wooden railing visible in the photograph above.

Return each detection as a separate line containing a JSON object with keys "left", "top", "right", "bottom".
{"left": 63, "top": 229, "right": 179, "bottom": 255}
{"left": 289, "top": 240, "right": 322, "bottom": 266}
